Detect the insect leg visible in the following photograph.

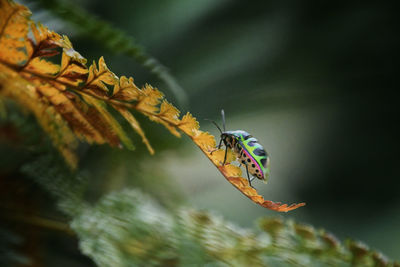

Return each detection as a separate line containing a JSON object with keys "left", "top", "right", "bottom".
{"left": 210, "top": 138, "right": 223, "bottom": 155}
{"left": 217, "top": 138, "right": 223, "bottom": 149}
{"left": 245, "top": 164, "right": 254, "bottom": 188}
{"left": 222, "top": 145, "right": 228, "bottom": 165}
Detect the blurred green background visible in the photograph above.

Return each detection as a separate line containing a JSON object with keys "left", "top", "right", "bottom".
{"left": 2, "top": 0, "right": 399, "bottom": 264}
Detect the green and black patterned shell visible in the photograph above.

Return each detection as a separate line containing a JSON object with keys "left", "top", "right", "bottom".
{"left": 222, "top": 130, "right": 270, "bottom": 183}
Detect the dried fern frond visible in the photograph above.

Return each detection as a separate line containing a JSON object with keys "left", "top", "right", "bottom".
{"left": 34, "top": 0, "right": 188, "bottom": 108}
{"left": 0, "top": 0, "right": 149, "bottom": 166}
{"left": 0, "top": 0, "right": 304, "bottom": 211}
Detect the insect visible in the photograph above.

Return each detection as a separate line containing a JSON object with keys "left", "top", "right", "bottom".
{"left": 209, "top": 110, "right": 270, "bottom": 187}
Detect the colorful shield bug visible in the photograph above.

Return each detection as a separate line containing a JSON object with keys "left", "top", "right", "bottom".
{"left": 209, "top": 110, "right": 271, "bottom": 187}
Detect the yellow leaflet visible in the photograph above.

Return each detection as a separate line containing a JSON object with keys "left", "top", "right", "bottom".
{"left": 178, "top": 112, "right": 199, "bottom": 136}
{"left": 31, "top": 23, "right": 62, "bottom": 48}
{"left": 0, "top": 0, "right": 32, "bottom": 65}
{"left": 60, "top": 52, "right": 88, "bottom": 75}
{"left": 135, "top": 84, "right": 163, "bottom": 114}
{"left": 87, "top": 57, "right": 118, "bottom": 92}
{"left": 43, "top": 105, "right": 79, "bottom": 168}
{"left": 142, "top": 84, "right": 163, "bottom": 101}
{"left": 112, "top": 76, "right": 141, "bottom": 101}
{"left": 158, "top": 100, "right": 180, "bottom": 123}
{"left": 60, "top": 36, "right": 86, "bottom": 64}
{"left": 25, "top": 57, "right": 60, "bottom": 75}
{"left": 131, "top": 83, "right": 182, "bottom": 137}
{"left": 34, "top": 83, "right": 105, "bottom": 144}
{"left": 60, "top": 52, "right": 89, "bottom": 78}
{"left": 80, "top": 104, "right": 120, "bottom": 147}
{"left": 83, "top": 94, "right": 134, "bottom": 150}
{"left": 112, "top": 104, "right": 154, "bottom": 155}
{"left": 208, "top": 149, "right": 236, "bottom": 166}
{"left": 57, "top": 52, "right": 88, "bottom": 88}
{"left": 222, "top": 164, "right": 242, "bottom": 178}
{"left": 192, "top": 131, "right": 216, "bottom": 151}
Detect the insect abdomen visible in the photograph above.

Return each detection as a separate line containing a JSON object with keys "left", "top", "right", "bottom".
{"left": 238, "top": 146, "right": 265, "bottom": 180}
{"left": 239, "top": 136, "right": 269, "bottom": 182}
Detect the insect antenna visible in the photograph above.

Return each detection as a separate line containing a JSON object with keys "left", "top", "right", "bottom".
{"left": 221, "top": 109, "right": 226, "bottom": 132}
{"left": 204, "top": 118, "right": 223, "bottom": 134}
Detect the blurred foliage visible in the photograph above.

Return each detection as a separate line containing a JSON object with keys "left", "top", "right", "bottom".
{"left": 1, "top": 0, "right": 399, "bottom": 266}
{"left": 70, "top": 189, "right": 396, "bottom": 267}
{"left": 19, "top": 154, "right": 400, "bottom": 266}
{"left": 0, "top": 227, "right": 30, "bottom": 266}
